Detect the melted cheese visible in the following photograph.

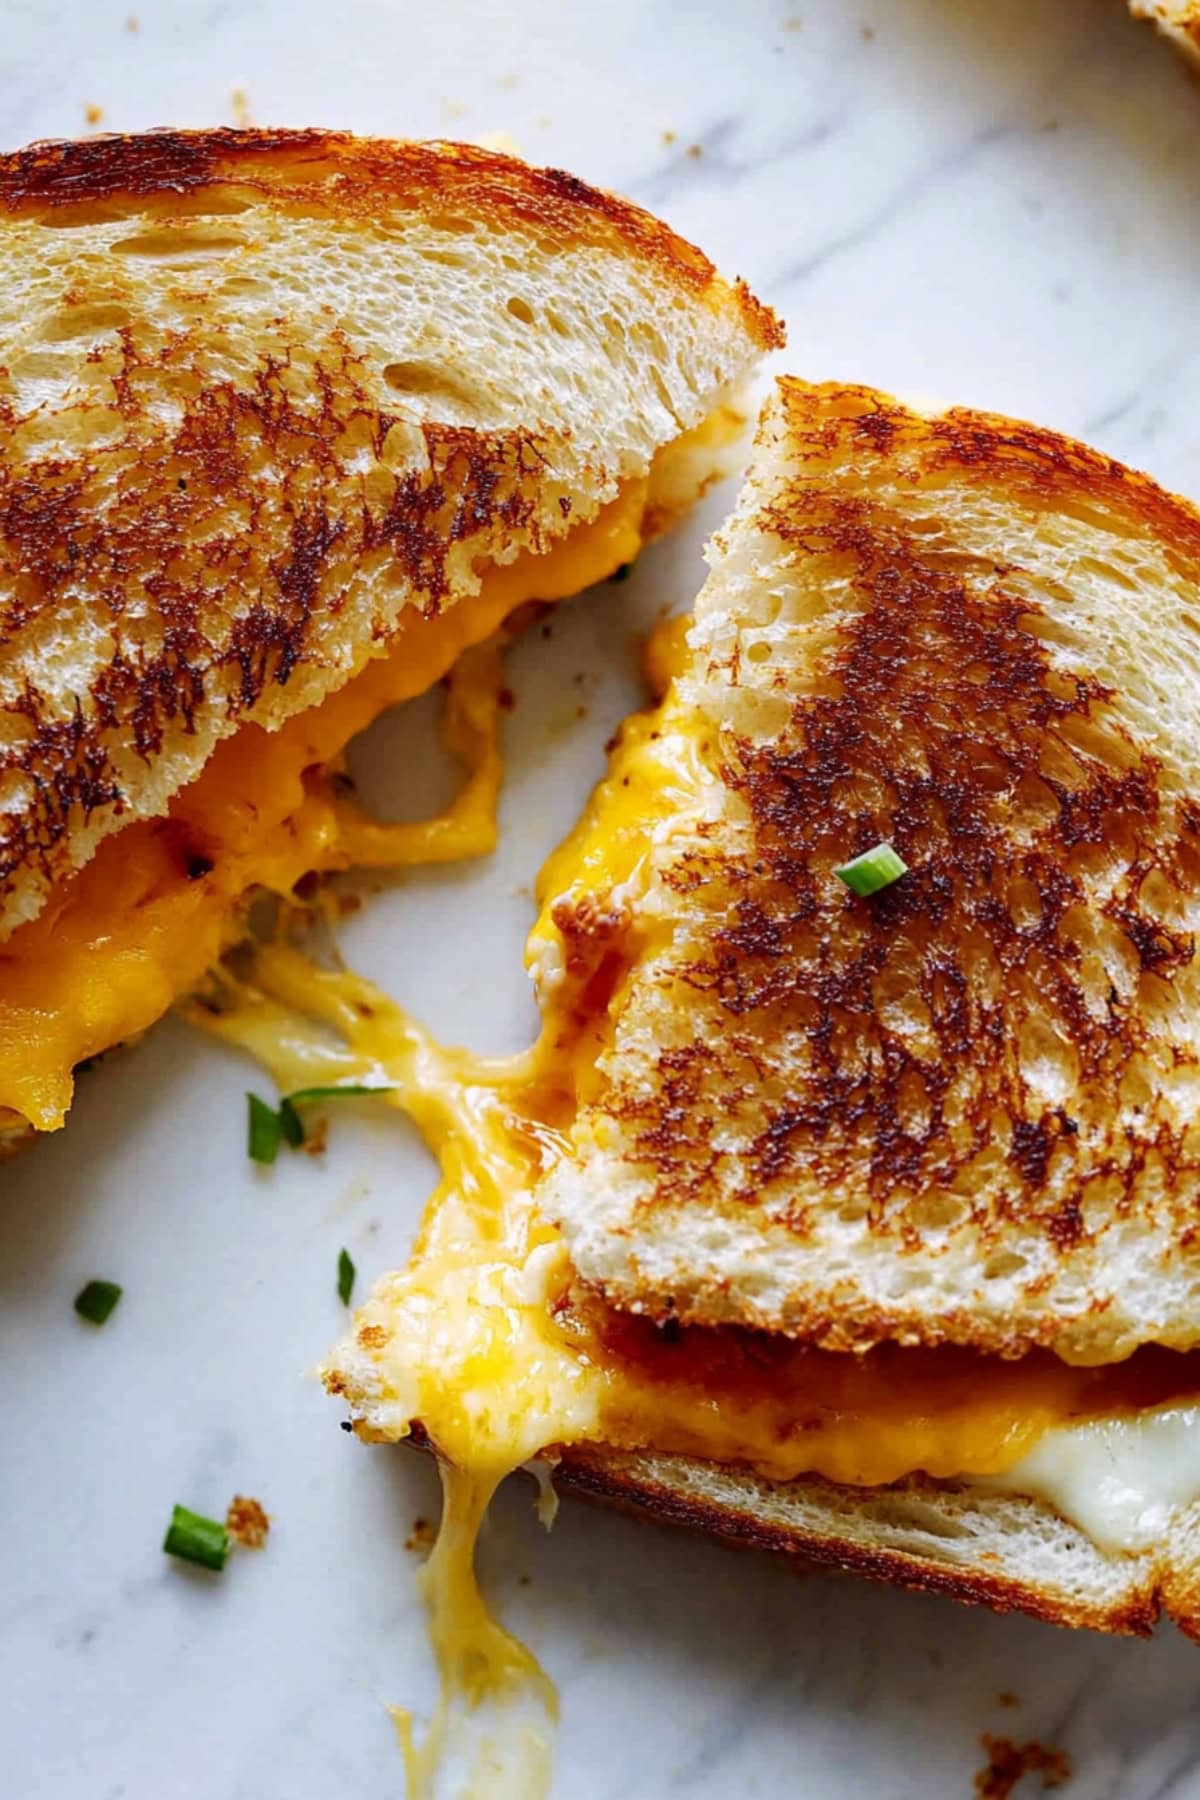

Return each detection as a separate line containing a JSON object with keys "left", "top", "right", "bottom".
{"left": 194, "top": 933, "right": 1200, "bottom": 1791}
{"left": 979, "top": 1403, "right": 1200, "bottom": 1553}
{"left": 0, "top": 477, "right": 648, "bottom": 1133}
{"left": 190, "top": 618, "right": 1200, "bottom": 1792}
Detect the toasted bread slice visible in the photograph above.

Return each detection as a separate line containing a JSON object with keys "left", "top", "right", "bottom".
{"left": 554, "top": 1446, "right": 1200, "bottom": 1640}
{"left": 538, "top": 379, "right": 1200, "bottom": 1364}
{"left": 0, "top": 128, "right": 778, "bottom": 941}
{"left": 1130, "top": 0, "right": 1200, "bottom": 60}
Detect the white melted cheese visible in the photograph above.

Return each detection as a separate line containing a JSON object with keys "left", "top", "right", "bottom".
{"left": 978, "top": 1401, "right": 1200, "bottom": 1553}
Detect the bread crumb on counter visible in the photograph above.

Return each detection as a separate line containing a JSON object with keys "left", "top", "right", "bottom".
{"left": 226, "top": 1495, "right": 271, "bottom": 1550}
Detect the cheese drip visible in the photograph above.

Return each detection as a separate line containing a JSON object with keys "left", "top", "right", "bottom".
{"left": 189, "top": 946, "right": 567, "bottom": 1799}
{"left": 191, "top": 927, "right": 1200, "bottom": 1793}
{"left": 190, "top": 618, "right": 1200, "bottom": 1792}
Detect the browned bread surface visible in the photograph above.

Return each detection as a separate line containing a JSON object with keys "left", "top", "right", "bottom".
{"left": 0, "top": 128, "right": 776, "bottom": 940}
{"left": 540, "top": 379, "right": 1200, "bottom": 1362}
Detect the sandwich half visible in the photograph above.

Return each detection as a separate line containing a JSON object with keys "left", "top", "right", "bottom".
{"left": 322, "top": 378, "right": 1200, "bottom": 1646}
{"left": 0, "top": 127, "right": 777, "bottom": 1146}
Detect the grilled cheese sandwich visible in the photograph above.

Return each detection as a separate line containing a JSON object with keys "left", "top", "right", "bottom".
{"left": 198, "top": 587, "right": 1200, "bottom": 1778}
{"left": 278, "top": 380, "right": 1200, "bottom": 1788}
{"left": 0, "top": 464, "right": 654, "bottom": 1134}
{"left": 0, "top": 126, "right": 777, "bottom": 1143}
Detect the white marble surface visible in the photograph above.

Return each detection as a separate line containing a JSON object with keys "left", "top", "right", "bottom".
{"left": 3, "top": 2, "right": 1200, "bottom": 1795}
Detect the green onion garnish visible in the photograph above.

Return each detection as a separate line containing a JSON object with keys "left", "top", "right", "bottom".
{"left": 247, "top": 1092, "right": 281, "bottom": 1164}
{"left": 278, "top": 1097, "right": 304, "bottom": 1148}
{"left": 285, "top": 1084, "right": 394, "bottom": 1104}
{"left": 337, "top": 1247, "right": 356, "bottom": 1306}
{"left": 74, "top": 1279, "right": 122, "bottom": 1326}
{"left": 163, "top": 1503, "right": 230, "bottom": 1572}
{"left": 834, "top": 842, "right": 908, "bottom": 897}
{"left": 246, "top": 1085, "right": 393, "bottom": 1160}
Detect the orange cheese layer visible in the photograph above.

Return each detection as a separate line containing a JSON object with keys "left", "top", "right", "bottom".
{"left": 188, "top": 945, "right": 1200, "bottom": 1494}
{"left": 0, "top": 480, "right": 647, "bottom": 1132}
{"left": 561, "top": 1287, "right": 1200, "bottom": 1488}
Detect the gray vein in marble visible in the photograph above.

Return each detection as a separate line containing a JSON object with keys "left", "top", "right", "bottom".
{"left": 629, "top": 111, "right": 841, "bottom": 210}
{"left": 768, "top": 116, "right": 1017, "bottom": 291}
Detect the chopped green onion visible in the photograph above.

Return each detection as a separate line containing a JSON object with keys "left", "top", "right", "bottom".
{"left": 278, "top": 1097, "right": 304, "bottom": 1148}
{"left": 834, "top": 842, "right": 908, "bottom": 898}
{"left": 74, "top": 1279, "right": 122, "bottom": 1326}
{"left": 247, "top": 1092, "right": 282, "bottom": 1165}
{"left": 284, "top": 1084, "right": 394, "bottom": 1105}
{"left": 163, "top": 1503, "right": 229, "bottom": 1572}
{"left": 337, "top": 1247, "right": 356, "bottom": 1307}
{"left": 246, "top": 1085, "right": 393, "bottom": 1163}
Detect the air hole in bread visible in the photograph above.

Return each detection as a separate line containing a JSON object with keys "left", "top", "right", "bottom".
{"left": 724, "top": 688, "right": 790, "bottom": 744}
{"left": 958, "top": 740, "right": 1011, "bottom": 795}
{"left": 745, "top": 639, "right": 772, "bottom": 665}
{"left": 906, "top": 1191, "right": 967, "bottom": 1233}
{"left": 879, "top": 1498, "right": 971, "bottom": 1540}
{"left": 1008, "top": 771, "right": 1060, "bottom": 838}
{"left": 871, "top": 960, "right": 933, "bottom": 1043}
{"left": 1038, "top": 734, "right": 1087, "bottom": 793}
{"left": 1019, "top": 609, "right": 1086, "bottom": 653}
{"left": 7, "top": 350, "right": 73, "bottom": 381}
{"left": 219, "top": 275, "right": 269, "bottom": 298}
{"left": 1006, "top": 875, "right": 1043, "bottom": 933}
{"left": 40, "top": 302, "right": 131, "bottom": 342}
{"left": 886, "top": 1267, "right": 932, "bottom": 1297}
{"left": 649, "top": 365, "right": 683, "bottom": 429}
{"left": 0, "top": 710, "right": 35, "bottom": 750}
{"left": 424, "top": 213, "right": 477, "bottom": 236}
{"left": 1018, "top": 1011, "right": 1081, "bottom": 1103}
{"left": 1059, "top": 710, "right": 1139, "bottom": 774}
{"left": 896, "top": 1067, "right": 933, "bottom": 1138}
{"left": 0, "top": 768, "right": 35, "bottom": 813}
{"left": 110, "top": 229, "right": 248, "bottom": 261}
{"left": 544, "top": 307, "right": 571, "bottom": 338}
{"left": 381, "top": 360, "right": 475, "bottom": 407}
{"left": 1077, "top": 553, "right": 1139, "bottom": 595}
{"left": 506, "top": 295, "right": 535, "bottom": 326}
{"left": 983, "top": 1250, "right": 1026, "bottom": 1281}
{"left": 30, "top": 203, "right": 124, "bottom": 229}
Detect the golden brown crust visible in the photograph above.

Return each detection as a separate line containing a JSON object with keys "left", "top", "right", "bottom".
{"left": 0, "top": 130, "right": 783, "bottom": 349}
{"left": 548, "top": 377, "right": 1200, "bottom": 1359}
{"left": 0, "top": 130, "right": 775, "bottom": 938}
{"left": 552, "top": 1450, "right": 1164, "bottom": 1639}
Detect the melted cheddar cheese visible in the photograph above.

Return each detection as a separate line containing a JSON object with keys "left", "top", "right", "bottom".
{"left": 189, "top": 618, "right": 1200, "bottom": 1794}
{"left": 0, "top": 474, "right": 649, "bottom": 1133}
{"left": 196, "top": 933, "right": 1200, "bottom": 1792}
{"left": 198, "top": 945, "right": 1200, "bottom": 1497}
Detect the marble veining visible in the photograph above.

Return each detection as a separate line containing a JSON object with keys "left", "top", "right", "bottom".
{"left": 3, "top": 1, "right": 1200, "bottom": 1795}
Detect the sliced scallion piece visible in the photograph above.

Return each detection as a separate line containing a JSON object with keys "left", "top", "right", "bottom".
{"left": 163, "top": 1503, "right": 229, "bottom": 1572}
{"left": 74, "top": 1279, "right": 122, "bottom": 1326}
{"left": 337, "top": 1247, "right": 356, "bottom": 1307}
{"left": 278, "top": 1097, "right": 304, "bottom": 1148}
{"left": 834, "top": 842, "right": 908, "bottom": 898}
{"left": 285, "top": 1084, "right": 394, "bottom": 1105}
{"left": 247, "top": 1092, "right": 282, "bottom": 1165}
